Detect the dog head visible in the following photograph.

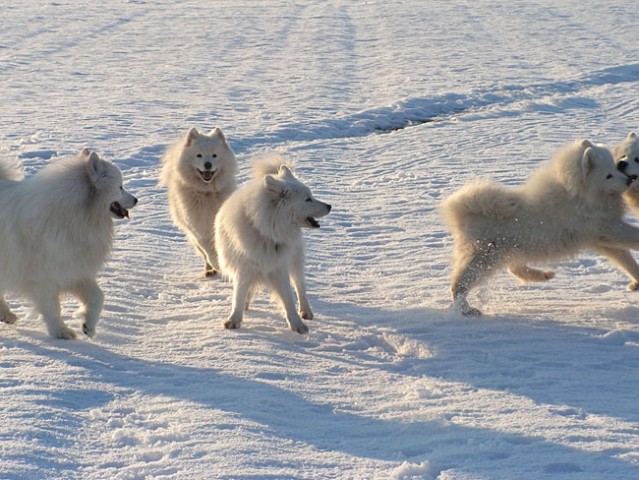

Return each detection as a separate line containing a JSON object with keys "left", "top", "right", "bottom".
{"left": 180, "top": 127, "right": 236, "bottom": 186}
{"left": 612, "top": 132, "right": 639, "bottom": 185}
{"left": 264, "top": 165, "right": 332, "bottom": 229}
{"left": 81, "top": 149, "right": 138, "bottom": 219}
{"left": 578, "top": 140, "right": 631, "bottom": 197}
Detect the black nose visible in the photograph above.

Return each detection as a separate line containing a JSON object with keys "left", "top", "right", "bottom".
{"left": 204, "top": 161, "right": 212, "bottom": 170}
{"left": 618, "top": 160, "right": 629, "bottom": 172}
{"left": 326, "top": 204, "right": 332, "bottom": 212}
{"left": 133, "top": 196, "right": 139, "bottom": 206}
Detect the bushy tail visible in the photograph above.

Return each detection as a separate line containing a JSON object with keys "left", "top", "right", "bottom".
{"left": 440, "top": 179, "right": 520, "bottom": 228}
{"left": 0, "top": 158, "right": 24, "bottom": 181}
{"left": 250, "top": 153, "right": 293, "bottom": 179}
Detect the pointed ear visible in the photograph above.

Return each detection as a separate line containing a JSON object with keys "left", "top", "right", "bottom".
{"left": 185, "top": 128, "right": 199, "bottom": 147}
{"left": 264, "top": 174, "right": 288, "bottom": 198}
{"left": 277, "top": 165, "right": 294, "bottom": 179}
{"left": 581, "top": 147, "right": 595, "bottom": 182}
{"left": 580, "top": 139, "right": 594, "bottom": 150}
{"left": 629, "top": 132, "right": 638, "bottom": 140}
{"left": 86, "top": 152, "right": 104, "bottom": 185}
{"left": 211, "top": 127, "right": 229, "bottom": 147}
{"left": 79, "top": 148, "right": 91, "bottom": 158}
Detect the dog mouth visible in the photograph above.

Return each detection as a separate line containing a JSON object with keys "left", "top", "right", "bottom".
{"left": 306, "top": 217, "right": 320, "bottom": 228}
{"left": 197, "top": 169, "right": 217, "bottom": 183}
{"left": 110, "top": 202, "right": 129, "bottom": 219}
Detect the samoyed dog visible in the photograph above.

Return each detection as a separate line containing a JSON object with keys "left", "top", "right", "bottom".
{"left": 441, "top": 139, "right": 639, "bottom": 316}
{"left": 214, "top": 155, "right": 332, "bottom": 334}
{"left": 0, "top": 149, "right": 137, "bottom": 339}
{"left": 160, "top": 127, "right": 237, "bottom": 277}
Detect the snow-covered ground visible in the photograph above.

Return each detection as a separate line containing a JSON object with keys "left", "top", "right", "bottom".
{"left": 1, "top": 1, "right": 639, "bottom": 479}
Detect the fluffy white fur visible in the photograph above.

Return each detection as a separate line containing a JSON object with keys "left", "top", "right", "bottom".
{"left": 441, "top": 139, "right": 639, "bottom": 316}
{"left": 160, "top": 127, "right": 237, "bottom": 276}
{"left": 214, "top": 155, "right": 332, "bottom": 334}
{"left": 0, "top": 149, "right": 137, "bottom": 339}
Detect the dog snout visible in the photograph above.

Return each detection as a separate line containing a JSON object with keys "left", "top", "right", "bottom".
{"left": 204, "top": 161, "right": 213, "bottom": 170}
{"left": 326, "top": 203, "right": 332, "bottom": 213}
{"left": 618, "top": 160, "right": 629, "bottom": 172}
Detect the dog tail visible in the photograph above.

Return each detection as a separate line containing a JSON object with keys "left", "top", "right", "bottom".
{"left": 0, "top": 158, "right": 24, "bottom": 181}
{"left": 441, "top": 179, "right": 520, "bottom": 226}
{"left": 251, "top": 154, "right": 293, "bottom": 179}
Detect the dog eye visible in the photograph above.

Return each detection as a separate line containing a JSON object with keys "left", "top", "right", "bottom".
{"left": 606, "top": 174, "right": 613, "bottom": 179}
{"left": 635, "top": 157, "right": 639, "bottom": 163}
{"left": 212, "top": 154, "right": 217, "bottom": 158}
{"left": 305, "top": 197, "right": 312, "bottom": 202}
{"left": 196, "top": 154, "right": 203, "bottom": 158}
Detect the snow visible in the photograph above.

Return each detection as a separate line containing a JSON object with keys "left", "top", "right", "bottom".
{"left": 1, "top": 1, "right": 639, "bottom": 479}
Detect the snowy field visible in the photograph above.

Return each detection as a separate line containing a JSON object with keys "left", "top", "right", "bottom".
{"left": 1, "top": 1, "right": 639, "bottom": 479}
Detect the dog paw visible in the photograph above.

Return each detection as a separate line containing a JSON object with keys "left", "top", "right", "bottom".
{"left": 291, "top": 321, "right": 309, "bottom": 335}
{"left": 0, "top": 311, "right": 18, "bottom": 324}
{"left": 463, "top": 307, "right": 483, "bottom": 317}
{"left": 82, "top": 323, "right": 96, "bottom": 338}
{"left": 300, "top": 310, "right": 313, "bottom": 320}
{"left": 205, "top": 269, "right": 218, "bottom": 278}
{"left": 224, "top": 319, "right": 241, "bottom": 330}
{"left": 543, "top": 271, "right": 555, "bottom": 280}
{"left": 56, "top": 327, "right": 78, "bottom": 340}
{"left": 627, "top": 281, "right": 639, "bottom": 291}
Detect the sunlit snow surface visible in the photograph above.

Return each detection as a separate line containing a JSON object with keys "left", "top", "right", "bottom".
{"left": 1, "top": 2, "right": 639, "bottom": 479}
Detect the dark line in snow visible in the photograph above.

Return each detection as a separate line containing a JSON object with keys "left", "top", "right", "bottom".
{"left": 232, "top": 63, "right": 639, "bottom": 153}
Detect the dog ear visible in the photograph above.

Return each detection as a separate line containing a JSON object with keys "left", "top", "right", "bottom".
{"left": 264, "top": 174, "right": 289, "bottom": 199}
{"left": 79, "top": 148, "right": 92, "bottom": 158}
{"left": 277, "top": 165, "right": 294, "bottom": 179}
{"left": 581, "top": 147, "right": 595, "bottom": 181}
{"left": 210, "top": 127, "right": 230, "bottom": 148}
{"left": 579, "top": 139, "right": 594, "bottom": 150}
{"left": 185, "top": 128, "right": 199, "bottom": 147}
{"left": 629, "top": 132, "right": 638, "bottom": 141}
{"left": 86, "top": 152, "right": 105, "bottom": 185}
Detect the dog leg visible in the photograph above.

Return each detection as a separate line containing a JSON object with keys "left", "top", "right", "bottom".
{"left": 266, "top": 269, "right": 309, "bottom": 334}
{"left": 71, "top": 279, "right": 105, "bottom": 338}
{"left": 594, "top": 246, "right": 639, "bottom": 291}
{"left": 290, "top": 243, "right": 313, "bottom": 320}
{"left": 196, "top": 244, "right": 218, "bottom": 277}
{"left": 0, "top": 295, "right": 18, "bottom": 324}
{"left": 450, "top": 247, "right": 500, "bottom": 316}
{"left": 508, "top": 264, "right": 555, "bottom": 283}
{"left": 31, "top": 286, "right": 76, "bottom": 340}
{"left": 224, "top": 275, "right": 252, "bottom": 330}
{"left": 599, "top": 222, "right": 639, "bottom": 250}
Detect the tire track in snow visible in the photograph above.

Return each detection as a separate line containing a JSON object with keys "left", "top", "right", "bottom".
{"left": 0, "top": 7, "right": 152, "bottom": 74}
{"left": 232, "top": 63, "right": 639, "bottom": 152}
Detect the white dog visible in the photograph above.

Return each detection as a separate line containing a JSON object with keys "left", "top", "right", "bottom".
{"left": 160, "top": 127, "right": 237, "bottom": 276}
{"left": 0, "top": 149, "right": 137, "bottom": 339}
{"left": 214, "top": 155, "right": 332, "bottom": 334}
{"left": 441, "top": 139, "right": 639, "bottom": 316}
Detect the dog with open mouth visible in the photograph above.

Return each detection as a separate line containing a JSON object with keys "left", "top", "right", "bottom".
{"left": 160, "top": 127, "right": 237, "bottom": 276}
{"left": 0, "top": 148, "right": 137, "bottom": 339}
{"left": 215, "top": 155, "right": 332, "bottom": 334}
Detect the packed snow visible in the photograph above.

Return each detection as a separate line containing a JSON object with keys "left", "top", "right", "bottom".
{"left": 1, "top": 1, "right": 639, "bottom": 479}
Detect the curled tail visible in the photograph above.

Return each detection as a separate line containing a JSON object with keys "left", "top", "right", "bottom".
{"left": 441, "top": 179, "right": 520, "bottom": 229}
{"left": 251, "top": 153, "right": 293, "bottom": 179}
